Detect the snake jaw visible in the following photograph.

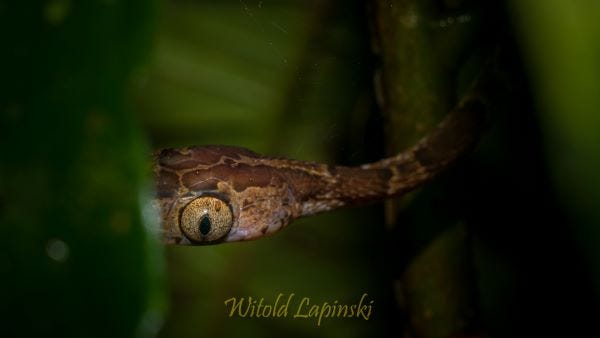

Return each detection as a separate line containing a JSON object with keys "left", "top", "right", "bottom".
{"left": 155, "top": 185, "right": 299, "bottom": 244}
{"left": 220, "top": 183, "right": 300, "bottom": 242}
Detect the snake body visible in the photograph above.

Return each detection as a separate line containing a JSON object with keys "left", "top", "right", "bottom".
{"left": 153, "top": 94, "right": 486, "bottom": 245}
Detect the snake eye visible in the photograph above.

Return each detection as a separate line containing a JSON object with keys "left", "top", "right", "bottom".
{"left": 180, "top": 196, "right": 233, "bottom": 243}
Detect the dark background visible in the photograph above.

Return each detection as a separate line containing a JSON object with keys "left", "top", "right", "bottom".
{"left": 1, "top": 1, "right": 599, "bottom": 337}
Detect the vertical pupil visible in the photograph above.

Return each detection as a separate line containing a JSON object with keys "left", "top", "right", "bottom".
{"left": 199, "top": 216, "right": 211, "bottom": 235}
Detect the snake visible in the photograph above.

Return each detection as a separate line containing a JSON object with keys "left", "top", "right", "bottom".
{"left": 153, "top": 92, "right": 487, "bottom": 245}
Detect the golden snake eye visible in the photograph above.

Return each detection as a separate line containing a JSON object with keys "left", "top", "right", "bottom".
{"left": 180, "top": 196, "right": 233, "bottom": 243}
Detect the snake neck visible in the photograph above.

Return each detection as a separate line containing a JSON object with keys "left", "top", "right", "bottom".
{"left": 298, "top": 95, "right": 487, "bottom": 216}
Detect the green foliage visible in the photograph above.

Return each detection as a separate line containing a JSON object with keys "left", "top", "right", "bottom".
{"left": 510, "top": 1, "right": 600, "bottom": 299}
{"left": 0, "top": 1, "right": 163, "bottom": 337}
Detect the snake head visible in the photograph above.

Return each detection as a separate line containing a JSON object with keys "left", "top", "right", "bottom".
{"left": 154, "top": 146, "right": 302, "bottom": 245}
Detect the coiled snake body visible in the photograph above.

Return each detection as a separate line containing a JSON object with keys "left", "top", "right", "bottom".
{"left": 154, "top": 98, "right": 486, "bottom": 245}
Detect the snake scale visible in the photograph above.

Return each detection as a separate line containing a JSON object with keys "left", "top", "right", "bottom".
{"left": 154, "top": 93, "right": 486, "bottom": 245}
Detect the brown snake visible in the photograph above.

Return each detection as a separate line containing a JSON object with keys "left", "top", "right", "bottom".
{"left": 154, "top": 93, "right": 486, "bottom": 245}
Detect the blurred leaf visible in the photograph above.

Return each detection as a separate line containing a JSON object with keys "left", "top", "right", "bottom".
{"left": 0, "top": 1, "right": 163, "bottom": 337}
{"left": 509, "top": 0, "right": 600, "bottom": 301}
